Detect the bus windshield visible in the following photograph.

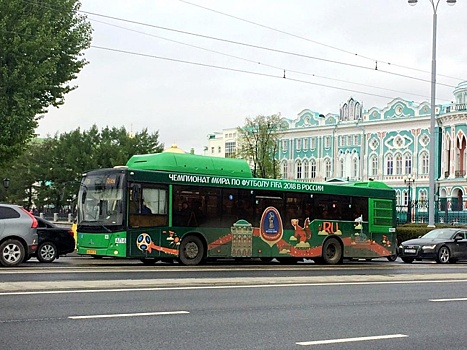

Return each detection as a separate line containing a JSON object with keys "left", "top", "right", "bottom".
{"left": 78, "top": 171, "right": 125, "bottom": 227}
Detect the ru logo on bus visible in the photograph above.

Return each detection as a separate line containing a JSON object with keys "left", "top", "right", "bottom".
{"left": 259, "top": 206, "right": 283, "bottom": 247}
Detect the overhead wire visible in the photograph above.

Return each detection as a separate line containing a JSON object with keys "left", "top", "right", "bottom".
{"left": 178, "top": 0, "right": 463, "bottom": 82}
{"left": 90, "top": 18, "right": 441, "bottom": 101}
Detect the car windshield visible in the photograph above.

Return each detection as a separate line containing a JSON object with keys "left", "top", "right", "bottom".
{"left": 78, "top": 171, "right": 125, "bottom": 226}
{"left": 421, "top": 229, "right": 455, "bottom": 240}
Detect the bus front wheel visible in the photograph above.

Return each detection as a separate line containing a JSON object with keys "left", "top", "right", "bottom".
{"left": 322, "top": 238, "right": 342, "bottom": 265}
{"left": 179, "top": 235, "right": 205, "bottom": 266}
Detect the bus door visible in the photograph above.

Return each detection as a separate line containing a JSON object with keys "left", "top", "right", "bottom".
{"left": 127, "top": 184, "right": 176, "bottom": 259}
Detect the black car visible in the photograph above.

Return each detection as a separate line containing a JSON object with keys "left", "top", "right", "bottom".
{"left": 399, "top": 228, "right": 467, "bottom": 264}
{"left": 32, "top": 217, "right": 75, "bottom": 263}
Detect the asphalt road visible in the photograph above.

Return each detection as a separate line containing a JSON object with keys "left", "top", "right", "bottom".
{"left": 1, "top": 257, "right": 467, "bottom": 350}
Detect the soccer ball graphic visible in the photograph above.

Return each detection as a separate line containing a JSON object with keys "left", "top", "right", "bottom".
{"left": 136, "top": 233, "right": 152, "bottom": 251}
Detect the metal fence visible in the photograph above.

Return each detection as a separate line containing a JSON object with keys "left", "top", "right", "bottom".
{"left": 396, "top": 199, "right": 467, "bottom": 225}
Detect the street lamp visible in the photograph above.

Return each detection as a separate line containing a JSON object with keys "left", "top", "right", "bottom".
{"left": 405, "top": 175, "right": 415, "bottom": 223}
{"left": 408, "top": 0, "right": 456, "bottom": 227}
{"left": 2, "top": 178, "right": 10, "bottom": 201}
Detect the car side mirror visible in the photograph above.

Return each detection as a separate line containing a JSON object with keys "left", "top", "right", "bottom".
{"left": 454, "top": 234, "right": 463, "bottom": 241}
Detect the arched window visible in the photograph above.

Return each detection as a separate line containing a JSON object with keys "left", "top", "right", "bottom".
{"left": 281, "top": 161, "right": 288, "bottom": 179}
{"left": 325, "top": 159, "right": 332, "bottom": 178}
{"left": 421, "top": 152, "right": 429, "bottom": 174}
{"left": 395, "top": 153, "right": 403, "bottom": 175}
{"left": 404, "top": 152, "right": 412, "bottom": 175}
{"left": 310, "top": 159, "right": 317, "bottom": 179}
{"left": 353, "top": 157, "right": 358, "bottom": 178}
{"left": 303, "top": 160, "right": 309, "bottom": 179}
{"left": 296, "top": 160, "right": 302, "bottom": 179}
{"left": 371, "top": 155, "right": 378, "bottom": 177}
{"left": 339, "top": 158, "right": 344, "bottom": 178}
{"left": 387, "top": 154, "right": 394, "bottom": 175}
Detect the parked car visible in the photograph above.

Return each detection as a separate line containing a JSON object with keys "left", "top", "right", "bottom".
{"left": 0, "top": 204, "right": 38, "bottom": 267}
{"left": 32, "top": 217, "right": 75, "bottom": 263}
{"left": 399, "top": 228, "right": 467, "bottom": 264}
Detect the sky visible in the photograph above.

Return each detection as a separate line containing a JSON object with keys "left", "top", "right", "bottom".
{"left": 36, "top": 0, "right": 467, "bottom": 154}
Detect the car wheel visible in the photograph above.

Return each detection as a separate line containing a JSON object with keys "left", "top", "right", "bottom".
{"left": 179, "top": 235, "right": 205, "bottom": 266}
{"left": 387, "top": 255, "right": 398, "bottom": 262}
{"left": 37, "top": 242, "right": 57, "bottom": 263}
{"left": 436, "top": 246, "right": 450, "bottom": 264}
{"left": 322, "top": 238, "right": 342, "bottom": 265}
{"left": 401, "top": 257, "right": 414, "bottom": 263}
{"left": 0, "top": 239, "right": 25, "bottom": 267}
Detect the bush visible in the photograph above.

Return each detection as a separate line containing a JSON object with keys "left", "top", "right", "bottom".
{"left": 396, "top": 223, "right": 467, "bottom": 244}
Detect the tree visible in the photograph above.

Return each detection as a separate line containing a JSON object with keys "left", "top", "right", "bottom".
{"left": 237, "top": 114, "right": 287, "bottom": 179}
{"left": 0, "top": 0, "right": 92, "bottom": 165}
{"left": 0, "top": 125, "right": 163, "bottom": 213}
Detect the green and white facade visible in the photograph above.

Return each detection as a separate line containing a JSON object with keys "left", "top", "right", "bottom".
{"left": 206, "top": 81, "right": 467, "bottom": 224}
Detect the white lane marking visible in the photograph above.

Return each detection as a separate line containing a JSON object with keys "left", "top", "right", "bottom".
{"left": 69, "top": 311, "right": 189, "bottom": 320}
{"left": 1, "top": 279, "right": 467, "bottom": 296}
{"left": 430, "top": 297, "right": 467, "bottom": 302}
{"left": 297, "top": 334, "right": 408, "bottom": 346}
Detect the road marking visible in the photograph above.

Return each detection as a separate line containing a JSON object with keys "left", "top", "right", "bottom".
{"left": 1, "top": 279, "right": 467, "bottom": 296}
{"left": 2, "top": 279, "right": 467, "bottom": 295}
{"left": 69, "top": 310, "right": 189, "bottom": 320}
{"left": 297, "top": 334, "right": 408, "bottom": 346}
{"left": 430, "top": 297, "right": 467, "bottom": 302}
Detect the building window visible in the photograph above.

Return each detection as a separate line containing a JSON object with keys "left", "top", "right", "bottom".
{"left": 225, "top": 141, "right": 236, "bottom": 158}
{"left": 395, "top": 153, "right": 402, "bottom": 175}
{"left": 311, "top": 138, "right": 316, "bottom": 150}
{"left": 281, "top": 161, "right": 288, "bottom": 179}
{"left": 421, "top": 152, "right": 429, "bottom": 174}
{"left": 303, "top": 138, "right": 309, "bottom": 150}
{"left": 371, "top": 155, "right": 378, "bottom": 177}
{"left": 419, "top": 189, "right": 427, "bottom": 205}
{"left": 341, "top": 136, "right": 346, "bottom": 147}
{"left": 353, "top": 157, "right": 358, "bottom": 178}
{"left": 325, "top": 159, "right": 331, "bottom": 178}
{"left": 339, "top": 158, "right": 344, "bottom": 178}
{"left": 404, "top": 153, "right": 412, "bottom": 175}
{"left": 324, "top": 136, "right": 331, "bottom": 149}
{"left": 310, "top": 159, "right": 317, "bottom": 178}
{"left": 282, "top": 140, "right": 288, "bottom": 153}
{"left": 218, "top": 146, "right": 221, "bottom": 153}
{"left": 354, "top": 134, "right": 359, "bottom": 146}
{"left": 303, "top": 160, "right": 309, "bottom": 179}
{"left": 296, "top": 139, "right": 302, "bottom": 151}
{"left": 211, "top": 147, "right": 214, "bottom": 154}
{"left": 387, "top": 154, "right": 394, "bottom": 175}
{"left": 296, "top": 160, "right": 302, "bottom": 179}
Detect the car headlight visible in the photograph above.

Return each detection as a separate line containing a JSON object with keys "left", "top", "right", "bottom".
{"left": 422, "top": 244, "right": 437, "bottom": 250}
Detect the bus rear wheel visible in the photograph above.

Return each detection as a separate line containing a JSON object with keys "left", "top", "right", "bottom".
{"left": 322, "top": 238, "right": 342, "bottom": 265}
{"left": 179, "top": 235, "right": 205, "bottom": 266}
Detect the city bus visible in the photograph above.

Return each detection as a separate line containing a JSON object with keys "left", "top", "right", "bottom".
{"left": 76, "top": 151, "right": 397, "bottom": 265}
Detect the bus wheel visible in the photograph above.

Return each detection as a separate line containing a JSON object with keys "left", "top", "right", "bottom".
{"left": 387, "top": 254, "right": 397, "bottom": 262}
{"left": 322, "top": 238, "right": 342, "bottom": 265}
{"left": 179, "top": 235, "right": 205, "bottom": 266}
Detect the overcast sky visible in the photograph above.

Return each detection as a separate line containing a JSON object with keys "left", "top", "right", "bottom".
{"left": 36, "top": 0, "right": 467, "bottom": 154}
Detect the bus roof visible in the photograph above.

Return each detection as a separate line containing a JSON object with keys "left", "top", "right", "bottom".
{"left": 349, "top": 180, "right": 393, "bottom": 190}
{"left": 126, "top": 152, "right": 253, "bottom": 178}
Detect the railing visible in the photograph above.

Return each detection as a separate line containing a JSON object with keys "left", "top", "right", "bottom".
{"left": 446, "top": 103, "right": 467, "bottom": 113}
{"left": 397, "top": 199, "right": 467, "bottom": 225}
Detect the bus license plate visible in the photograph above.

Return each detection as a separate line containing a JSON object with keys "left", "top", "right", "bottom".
{"left": 86, "top": 249, "right": 97, "bottom": 254}
{"left": 404, "top": 249, "right": 416, "bottom": 254}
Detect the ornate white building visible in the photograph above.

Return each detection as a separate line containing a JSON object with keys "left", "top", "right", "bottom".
{"left": 205, "top": 81, "right": 467, "bottom": 224}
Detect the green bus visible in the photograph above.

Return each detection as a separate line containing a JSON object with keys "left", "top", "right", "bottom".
{"left": 76, "top": 151, "right": 397, "bottom": 265}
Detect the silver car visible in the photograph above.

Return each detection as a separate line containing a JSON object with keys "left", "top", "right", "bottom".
{"left": 0, "top": 204, "right": 38, "bottom": 267}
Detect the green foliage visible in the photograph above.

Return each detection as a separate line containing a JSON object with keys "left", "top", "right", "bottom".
{"left": 396, "top": 223, "right": 467, "bottom": 244}
{"left": 0, "top": 125, "right": 163, "bottom": 211}
{"left": 0, "top": 0, "right": 92, "bottom": 165}
{"left": 237, "top": 114, "right": 286, "bottom": 179}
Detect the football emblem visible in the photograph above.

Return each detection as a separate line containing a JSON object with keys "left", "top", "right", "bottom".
{"left": 136, "top": 233, "right": 152, "bottom": 251}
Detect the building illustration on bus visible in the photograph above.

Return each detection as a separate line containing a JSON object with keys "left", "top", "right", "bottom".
{"left": 76, "top": 149, "right": 397, "bottom": 265}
